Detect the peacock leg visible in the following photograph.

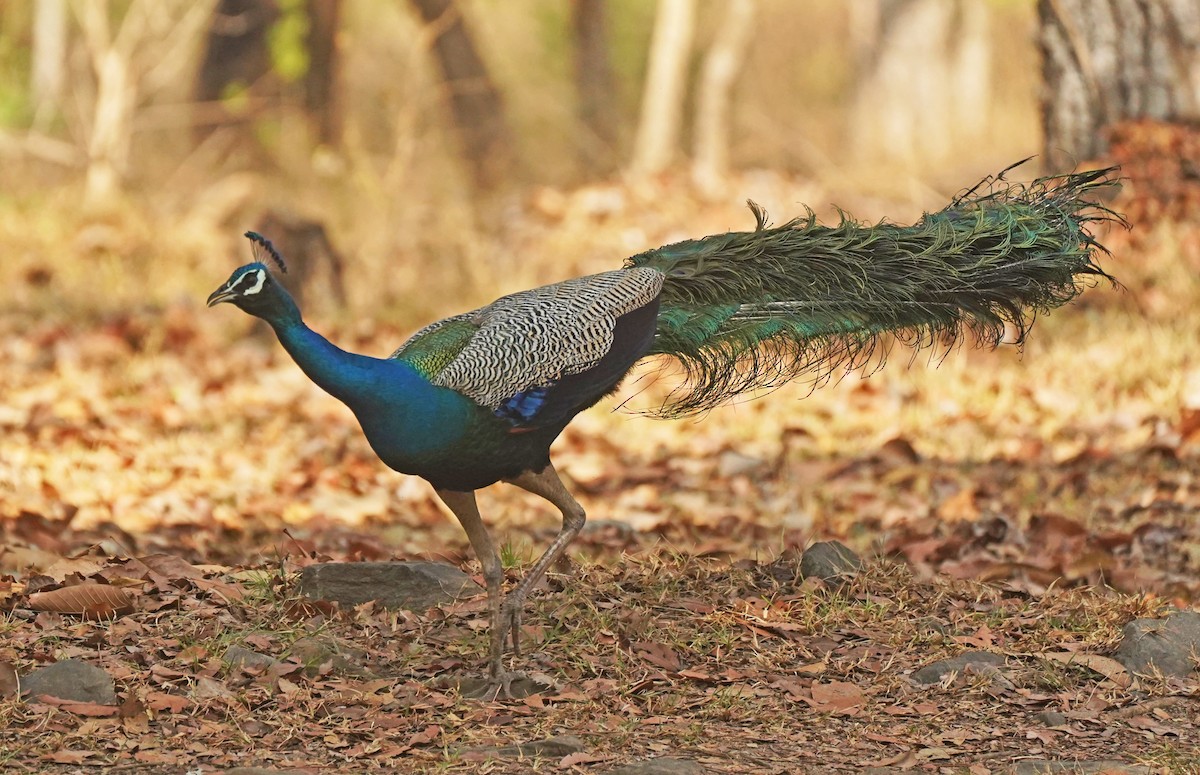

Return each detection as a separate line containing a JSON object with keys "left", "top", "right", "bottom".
{"left": 435, "top": 489, "right": 512, "bottom": 689}
{"left": 501, "top": 463, "right": 586, "bottom": 659}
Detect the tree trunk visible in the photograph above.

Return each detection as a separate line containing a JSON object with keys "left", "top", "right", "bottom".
{"left": 304, "top": 0, "right": 341, "bottom": 147}
{"left": 408, "top": 0, "right": 512, "bottom": 190}
{"left": 32, "top": 0, "right": 68, "bottom": 128}
{"left": 74, "top": 0, "right": 216, "bottom": 205}
{"left": 1039, "top": 0, "right": 1200, "bottom": 167}
{"left": 691, "top": 0, "right": 755, "bottom": 196}
{"left": 193, "top": 0, "right": 277, "bottom": 140}
{"left": 850, "top": 0, "right": 991, "bottom": 170}
{"left": 572, "top": 0, "right": 618, "bottom": 172}
{"left": 630, "top": 0, "right": 696, "bottom": 177}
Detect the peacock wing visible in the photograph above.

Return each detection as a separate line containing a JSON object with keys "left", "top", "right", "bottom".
{"left": 395, "top": 268, "right": 663, "bottom": 427}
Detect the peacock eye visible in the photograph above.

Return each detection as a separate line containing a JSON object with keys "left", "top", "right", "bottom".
{"left": 233, "top": 269, "right": 267, "bottom": 296}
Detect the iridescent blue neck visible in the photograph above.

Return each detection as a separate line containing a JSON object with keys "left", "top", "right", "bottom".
{"left": 264, "top": 312, "right": 476, "bottom": 468}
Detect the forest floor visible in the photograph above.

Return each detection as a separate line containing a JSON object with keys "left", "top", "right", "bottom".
{"left": 1, "top": 181, "right": 1200, "bottom": 772}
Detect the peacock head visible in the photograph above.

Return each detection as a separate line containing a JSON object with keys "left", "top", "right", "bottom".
{"left": 207, "top": 232, "right": 296, "bottom": 320}
{"left": 207, "top": 262, "right": 278, "bottom": 311}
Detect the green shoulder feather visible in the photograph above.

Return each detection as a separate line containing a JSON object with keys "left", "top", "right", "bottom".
{"left": 391, "top": 315, "right": 478, "bottom": 381}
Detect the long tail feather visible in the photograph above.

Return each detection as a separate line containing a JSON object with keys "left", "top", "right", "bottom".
{"left": 626, "top": 164, "right": 1124, "bottom": 417}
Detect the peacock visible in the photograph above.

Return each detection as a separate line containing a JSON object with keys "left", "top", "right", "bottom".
{"left": 208, "top": 165, "right": 1120, "bottom": 696}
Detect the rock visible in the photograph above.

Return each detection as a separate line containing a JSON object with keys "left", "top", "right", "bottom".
{"left": 465, "top": 734, "right": 586, "bottom": 760}
{"left": 799, "top": 541, "right": 863, "bottom": 584}
{"left": 287, "top": 635, "right": 368, "bottom": 677}
{"left": 21, "top": 659, "right": 116, "bottom": 705}
{"left": 298, "top": 561, "right": 478, "bottom": 611}
{"left": 1005, "top": 760, "right": 1153, "bottom": 774}
{"left": 1114, "top": 608, "right": 1200, "bottom": 678}
{"left": 1033, "top": 710, "right": 1068, "bottom": 727}
{"left": 607, "top": 757, "right": 703, "bottom": 775}
{"left": 223, "top": 645, "right": 280, "bottom": 672}
{"left": 911, "top": 651, "right": 1007, "bottom": 685}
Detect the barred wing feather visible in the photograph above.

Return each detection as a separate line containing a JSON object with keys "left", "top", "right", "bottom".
{"left": 392, "top": 268, "right": 664, "bottom": 415}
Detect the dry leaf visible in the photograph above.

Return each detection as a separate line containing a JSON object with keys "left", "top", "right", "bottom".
{"left": 138, "top": 554, "right": 205, "bottom": 580}
{"left": 27, "top": 583, "right": 135, "bottom": 619}
{"left": 632, "top": 641, "right": 683, "bottom": 672}
{"left": 559, "top": 751, "right": 615, "bottom": 768}
{"left": 145, "top": 691, "right": 189, "bottom": 713}
{"left": 809, "top": 680, "right": 865, "bottom": 712}
{"left": 0, "top": 661, "right": 18, "bottom": 700}
{"left": 34, "top": 696, "right": 120, "bottom": 716}
{"left": 1043, "top": 651, "right": 1131, "bottom": 688}
{"left": 42, "top": 557, "right": 107, "bottom": 582}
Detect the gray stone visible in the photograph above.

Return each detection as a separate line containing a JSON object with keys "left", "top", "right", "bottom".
{"left": 466, "top": 734, "right": 586, "bottom": 759}
{"left": 799, "top": 541, "right": 863, "bottom": 583}
{"left": 21, "top": 659, "right": 116, "bottom": 705}
{"left": 223, "top": 645, "right": 280, "bottom": 672}
{"left": 607, "top": 757, "right": 702, "bottom": 775}
{"left": 911, "top": 650, "right": 1007, "bottom": 685}
{"left": 298, "top": 561, "right": 478, "bottom": 611}
{"left": 1114, "top": 608, "right": 1200, "bottom": 678}
{"left": 1033, "top": 710, "right": 1068, "bottom": 727}
{"left": 1005, "top": 760, "right": 1153, "bottom": 775}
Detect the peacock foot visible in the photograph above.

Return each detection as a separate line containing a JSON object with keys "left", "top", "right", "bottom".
{"left": 458, "top": 668, "right": 554, "bottom": 700}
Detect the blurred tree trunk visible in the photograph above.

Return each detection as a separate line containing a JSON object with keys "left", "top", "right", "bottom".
{"left": 631, "top": 0, "right": 696, "bottom": 177}
{"left": 193, "top": 0, "right": 277, "bottom": 141}
{"left": 408, "top": 0, "right": 512, "bottom": 190}
{"left": 32, "top": 0, "right": 68, "bottom": 129}
{"left": 849, "top": 0, "right": 990, "bottom": 170}
{"left": 1039, "top": 0, "right": 1200, "bottom": 167}
{"left": 74, "top": 0, "right": 217, "bottom": 206}
{"left": 691, "top": 0, "right": 755, "bottom": 196}
{"left": 573, "top": 0, "right": 618, "bottom": 172}
{"left": 304, "top": 0, "right": 341, "bottom": 146}
{"left": 194, "top": 0, "right": 341, "bottom": 148}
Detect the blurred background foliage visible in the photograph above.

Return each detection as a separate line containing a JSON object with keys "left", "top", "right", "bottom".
{"left": 0, "top": 0, "right": 1195, "bottom": 331}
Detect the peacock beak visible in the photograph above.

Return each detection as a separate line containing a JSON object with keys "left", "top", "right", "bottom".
{"left": 206, "top": 287, "right": 236, "bottom": 307}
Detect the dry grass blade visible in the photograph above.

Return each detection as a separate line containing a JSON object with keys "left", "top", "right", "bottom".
{"left": 27, "top": 583, "right": 136, "bottom": 619}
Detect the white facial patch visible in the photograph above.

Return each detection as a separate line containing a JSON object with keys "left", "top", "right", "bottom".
{"left": 240, "top": 269, "right": 266, "bottom": 295}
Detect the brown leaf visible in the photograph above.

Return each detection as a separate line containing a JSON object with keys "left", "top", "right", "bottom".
{"left": 559, "top": 751, "right": 615, "bottom": 768}
{"left": 632, "top": 641, "right": 683, "bottom": 672}
{"left": 137, "top": 554, "right": 205, "bottom": 580}
{"left": 27, "top": 583, "right": 135, "bottom": 619}
{"left": 45, "top": 751, "right": 91, "bottom": 764}
{"left": 0, "top": 661, "right": 18, "bottom": 699}
{"left": 41, "top": 557, "right": 107, "bottom": 582}
{"left": 937, "top": 486, "right": 979, "bottom": 522}
{"left": 392, "top": 723, "right": 441, "bottom": 754}
{"left": 953, "top": 624, "right": 996, "bottom": 649}
{"left": 192, "top": 576, "right": 245, "bottom": 602}
{"left": 118, "top": 693, "right": 146, "bottom": 719}
{"left": 145, "top": 691, "right": 189, "bottom": 713}
{"left": 1126, "top": 715, "right": 1178, "bottom": 736}
{"left": 809, "top": 680, "right": 866, "bottom": 712}
{"left": 35, "top": 696, "right": 120, "bottom": 716}
{"left": 1043, "top": 651, "right": 1131, "bottom": 688}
